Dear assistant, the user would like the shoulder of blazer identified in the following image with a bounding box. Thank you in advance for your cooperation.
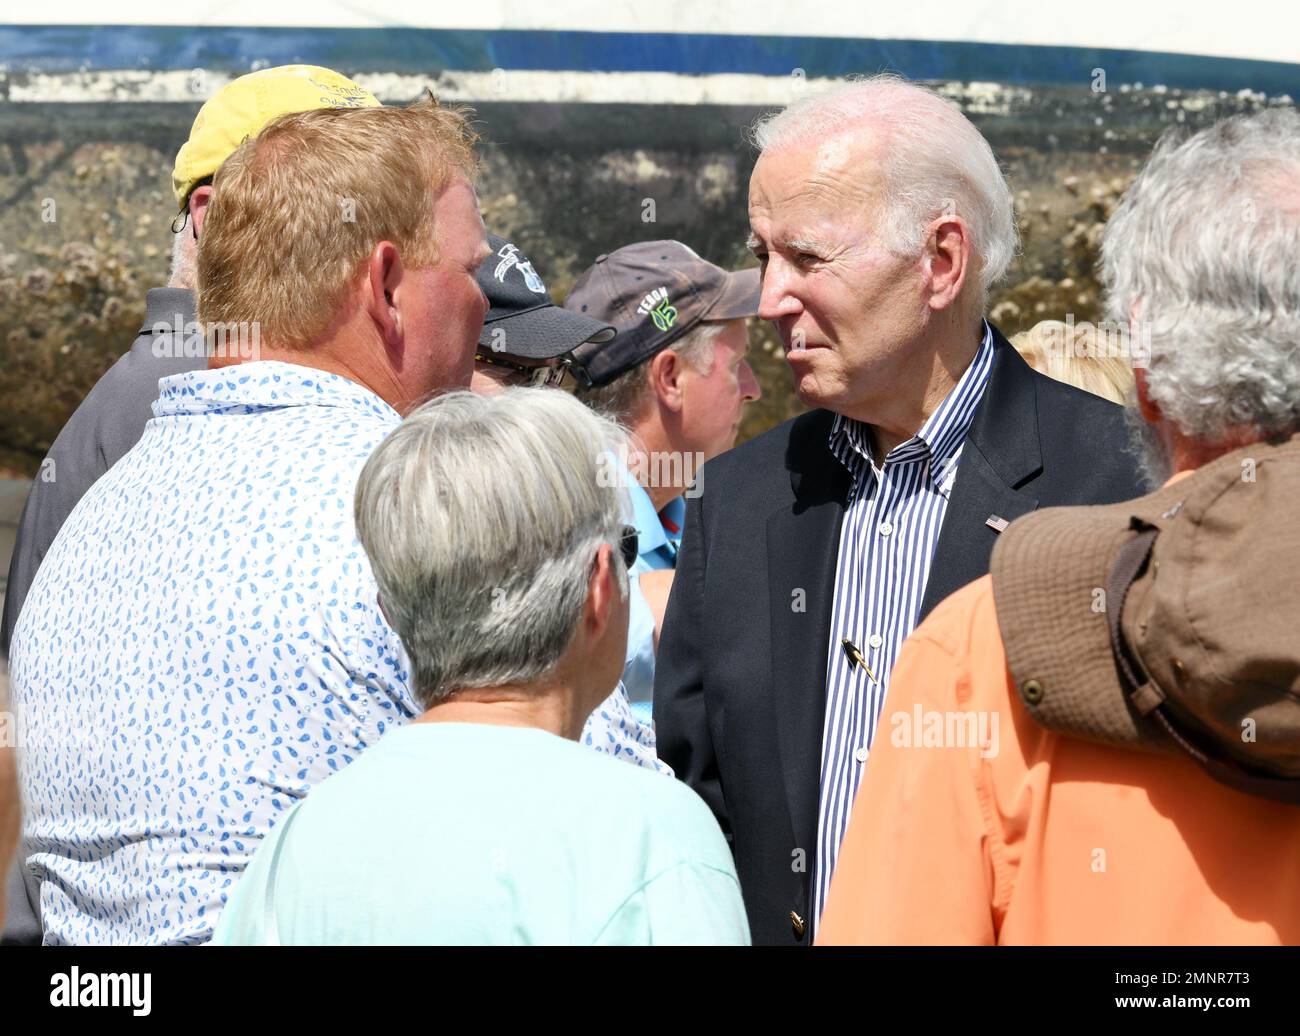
[1031,372,1149,495]
[957,325,1044,489]
[1031,360,1131,435]
[696,408,841,508]
[974,322,1146,495]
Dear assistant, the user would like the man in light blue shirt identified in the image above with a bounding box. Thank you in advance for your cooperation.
[565,242,763,721]
[621,480,685,714]
[8,100,490,944]
[212,389,748,945]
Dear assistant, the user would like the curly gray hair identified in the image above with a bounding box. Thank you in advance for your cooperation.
[1102,107,1300,444]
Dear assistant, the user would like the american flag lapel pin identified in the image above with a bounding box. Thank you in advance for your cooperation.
[986,514,1010,533]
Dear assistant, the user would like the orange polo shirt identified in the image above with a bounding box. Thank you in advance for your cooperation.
[817,575,1300,945]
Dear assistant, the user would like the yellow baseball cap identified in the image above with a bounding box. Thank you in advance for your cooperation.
[172,64,380,207]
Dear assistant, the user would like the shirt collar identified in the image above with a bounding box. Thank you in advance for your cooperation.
[659,494,686,538]
[830,320,996,480]
[140,287,196,335]
[625,472,683,556]
[153,360,402,425]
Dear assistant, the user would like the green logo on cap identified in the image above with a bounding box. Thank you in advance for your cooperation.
[649,299,678,332]
[637,287,678,332]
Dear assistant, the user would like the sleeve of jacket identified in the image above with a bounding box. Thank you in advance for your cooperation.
[653,481,730,844]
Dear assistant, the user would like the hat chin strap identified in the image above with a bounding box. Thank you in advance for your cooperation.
[1106,527,1300,806]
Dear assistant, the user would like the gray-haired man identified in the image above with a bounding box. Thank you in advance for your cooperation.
[564,241,762,721]
[655,75,1148,945]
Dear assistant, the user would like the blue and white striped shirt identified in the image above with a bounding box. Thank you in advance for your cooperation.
[811,323,995,932]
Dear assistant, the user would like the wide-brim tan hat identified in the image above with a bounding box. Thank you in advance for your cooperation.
[991,434,1300,799]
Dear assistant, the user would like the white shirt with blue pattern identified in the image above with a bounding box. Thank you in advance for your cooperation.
[11,361,665,943]
[583,686,671,774]
[11,363,416,944]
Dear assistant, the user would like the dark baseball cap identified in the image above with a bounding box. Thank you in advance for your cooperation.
[478,233,615,359]
[562,240,761,387]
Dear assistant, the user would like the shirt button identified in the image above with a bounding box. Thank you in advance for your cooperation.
[854,747,870,763]
[868,634,883,650]
[878,521,893,537]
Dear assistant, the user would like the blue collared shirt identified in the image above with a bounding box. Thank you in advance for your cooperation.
[811,323,996,934]
[622,475,685,722]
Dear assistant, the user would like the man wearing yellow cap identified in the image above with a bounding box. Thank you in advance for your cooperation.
[0,64,380,945]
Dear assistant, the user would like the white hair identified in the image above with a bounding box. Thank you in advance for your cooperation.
[169,223,198,291]
[1102,107,1300,444]
[354,389,629,708]
[750,74,1018,303]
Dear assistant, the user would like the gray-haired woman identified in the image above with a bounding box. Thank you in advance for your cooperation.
[212,388,749,945]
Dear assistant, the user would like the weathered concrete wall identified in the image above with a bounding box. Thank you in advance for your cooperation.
[0,85,1290,474]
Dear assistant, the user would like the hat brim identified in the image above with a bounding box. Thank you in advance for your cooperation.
[990,475,1192,752]
[478,304,616,359]
[704,267,761,322]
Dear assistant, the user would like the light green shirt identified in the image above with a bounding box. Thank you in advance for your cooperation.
[210,722,749,945]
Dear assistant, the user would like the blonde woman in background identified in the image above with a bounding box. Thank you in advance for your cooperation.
[1012,319,1136,405]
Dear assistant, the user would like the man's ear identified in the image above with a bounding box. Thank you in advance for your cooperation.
[648,348,685,413]
[1134,367,1162,423]
[189,184,214,238]
[365,241,405,353]
[925,215,970,312]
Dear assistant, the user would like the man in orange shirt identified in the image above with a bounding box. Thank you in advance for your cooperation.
[818,107,1300,946]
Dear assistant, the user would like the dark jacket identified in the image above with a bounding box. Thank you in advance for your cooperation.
[652,325,1150,946]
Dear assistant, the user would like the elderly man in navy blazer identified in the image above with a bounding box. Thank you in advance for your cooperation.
[653,74,1148,946]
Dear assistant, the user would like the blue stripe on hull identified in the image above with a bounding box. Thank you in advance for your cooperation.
[2,25,1297,95]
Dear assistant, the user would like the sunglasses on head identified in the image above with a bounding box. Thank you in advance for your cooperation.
[474,352,570,389]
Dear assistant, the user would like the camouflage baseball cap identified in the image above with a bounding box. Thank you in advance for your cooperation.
[562,240,760,387]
